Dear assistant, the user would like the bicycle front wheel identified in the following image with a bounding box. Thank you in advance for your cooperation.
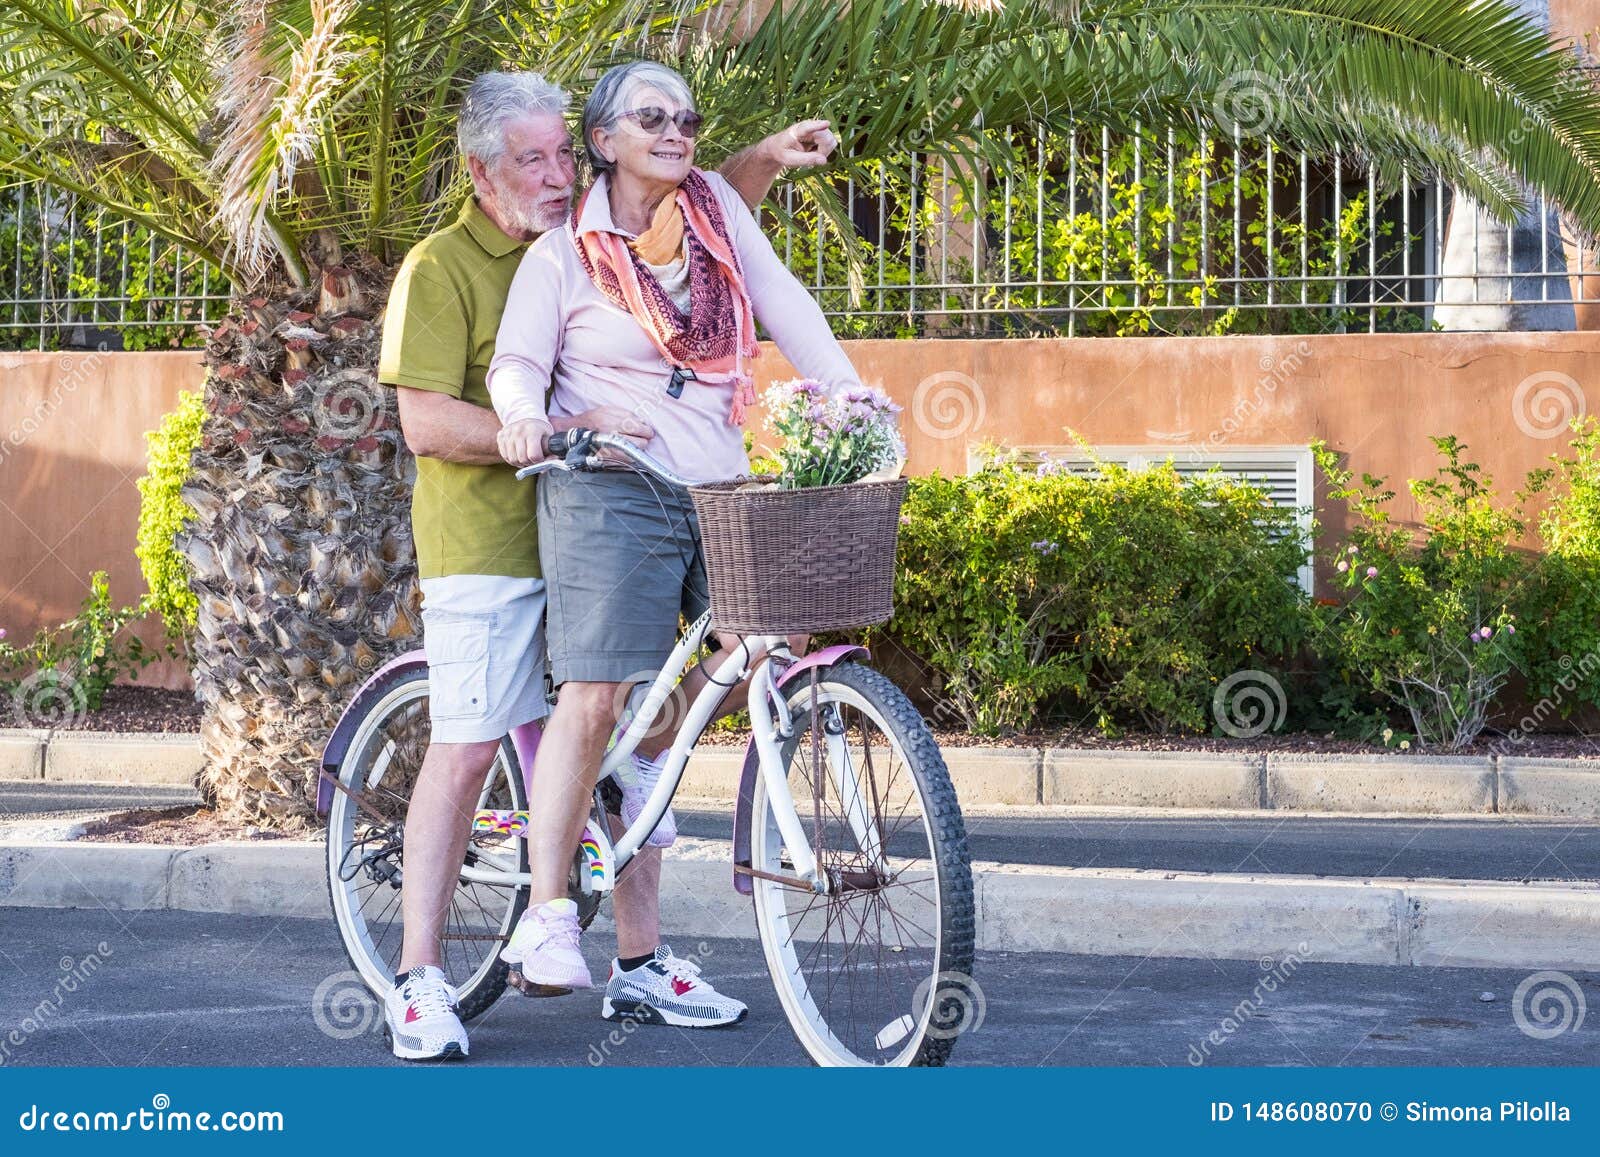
[749,662,975,1066]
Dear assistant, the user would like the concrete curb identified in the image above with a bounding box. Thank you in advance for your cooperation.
[5,729,1600,818]
[4,836,1597,971]
[0,730,203,787]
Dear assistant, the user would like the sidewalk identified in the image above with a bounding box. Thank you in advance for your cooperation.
[4,728,1599,817]
[5,729,1600,973]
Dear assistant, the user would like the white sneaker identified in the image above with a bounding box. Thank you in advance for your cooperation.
[500,898,593,990]
[620,751,677,848]
[602,945,748,1028]
[383,965,468,1061]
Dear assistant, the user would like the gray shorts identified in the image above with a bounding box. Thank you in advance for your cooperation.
[537,468,709,685]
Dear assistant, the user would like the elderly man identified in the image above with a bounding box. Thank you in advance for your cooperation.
[376,69,835,1061]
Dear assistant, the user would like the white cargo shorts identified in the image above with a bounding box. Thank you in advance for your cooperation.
[419,574,549,744]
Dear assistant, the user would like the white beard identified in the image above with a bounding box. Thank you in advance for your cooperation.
[496,190,572,237]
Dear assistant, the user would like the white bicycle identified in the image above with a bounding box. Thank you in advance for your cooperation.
[322,431,975,1066]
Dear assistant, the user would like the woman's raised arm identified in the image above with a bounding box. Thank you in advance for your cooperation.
[706,171,860,393]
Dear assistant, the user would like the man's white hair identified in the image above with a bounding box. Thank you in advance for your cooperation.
[458,70,570,163]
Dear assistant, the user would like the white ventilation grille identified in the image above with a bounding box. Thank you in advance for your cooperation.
[970,444,1316,592]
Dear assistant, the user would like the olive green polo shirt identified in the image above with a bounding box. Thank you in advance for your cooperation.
[378,198,540,579]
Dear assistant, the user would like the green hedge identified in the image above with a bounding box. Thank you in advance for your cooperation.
[135,401,1600,747]
[889,458,1310,735]
[135,390,204,640]
[876,425,1600,748]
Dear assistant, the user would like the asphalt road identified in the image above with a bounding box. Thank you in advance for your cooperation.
[0,782,199,825]
[0,909,1594,1068]
[680,808,1600,882]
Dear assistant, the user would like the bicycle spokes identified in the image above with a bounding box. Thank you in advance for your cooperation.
[750,664,971,1066]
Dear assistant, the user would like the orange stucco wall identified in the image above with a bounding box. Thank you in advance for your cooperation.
[3,332,1598,691]
[0,350,204,690]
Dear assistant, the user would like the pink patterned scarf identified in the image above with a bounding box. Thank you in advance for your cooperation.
[570,168,760,424]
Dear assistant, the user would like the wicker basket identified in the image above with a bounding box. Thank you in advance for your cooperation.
[688,477,909,634]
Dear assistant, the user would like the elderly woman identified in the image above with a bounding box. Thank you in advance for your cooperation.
[485,60,860,1023]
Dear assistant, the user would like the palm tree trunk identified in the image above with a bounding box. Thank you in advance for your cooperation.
[178,259,422,827]
[1434,0,1576,332]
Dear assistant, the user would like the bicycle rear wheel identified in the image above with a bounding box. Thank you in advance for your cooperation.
[749,662,975,1066]
[325,667,528,1021]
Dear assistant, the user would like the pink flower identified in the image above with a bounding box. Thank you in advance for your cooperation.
[1506,624,1516,635]
[1347,545,1359,555]
[1365,566,1378,578]
[1336,561,1348,572]
[0,628,6,640]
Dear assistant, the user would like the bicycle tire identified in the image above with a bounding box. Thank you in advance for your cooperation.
[749,661,975,1066]
[324,667,599,1023]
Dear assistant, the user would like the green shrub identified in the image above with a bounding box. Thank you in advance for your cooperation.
[135,390,204,641]
[1310,437,1528,749]
[1522,419,1600,717]
[889,458,1309,735]
[0,572,157,717]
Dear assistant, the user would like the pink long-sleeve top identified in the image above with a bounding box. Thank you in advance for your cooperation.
[486,169,860,483]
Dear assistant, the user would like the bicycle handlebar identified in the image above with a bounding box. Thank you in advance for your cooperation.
[513,428,698,490]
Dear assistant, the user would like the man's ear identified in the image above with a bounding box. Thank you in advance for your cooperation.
[465,154,491,197]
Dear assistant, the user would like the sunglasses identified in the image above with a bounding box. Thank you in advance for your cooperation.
[618,106,704,139]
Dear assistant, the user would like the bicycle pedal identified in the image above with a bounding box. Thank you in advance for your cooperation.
[507,970,573,999]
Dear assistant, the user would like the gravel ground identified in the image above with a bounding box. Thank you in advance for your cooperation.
[54,685,202,733]
[34,685,1600,760]
[77,805,290,845]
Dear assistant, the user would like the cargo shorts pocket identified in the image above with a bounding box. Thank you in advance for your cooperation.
[424,612,493,722]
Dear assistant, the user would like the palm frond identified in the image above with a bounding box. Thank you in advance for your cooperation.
[5,0,1600,288]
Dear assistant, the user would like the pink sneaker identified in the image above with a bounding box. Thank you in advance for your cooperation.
[500,899,592,990]
[621,751,677,849]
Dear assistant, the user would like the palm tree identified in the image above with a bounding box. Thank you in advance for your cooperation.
[5,0,1600,825]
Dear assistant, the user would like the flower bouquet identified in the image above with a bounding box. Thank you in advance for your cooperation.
[687,379,910,634]
[761,380,905,489]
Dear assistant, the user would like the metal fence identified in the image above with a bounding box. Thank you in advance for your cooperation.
[0,182,228,351]
[4,125,1598,349]
[775,126,1600,339]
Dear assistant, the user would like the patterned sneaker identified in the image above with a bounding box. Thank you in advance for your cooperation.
[620,751,677,848]
[601,945,748,1028]
[500,898,592,991]
[383,965,468,1061]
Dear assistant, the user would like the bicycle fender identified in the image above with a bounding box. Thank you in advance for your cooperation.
[730,645,869,894]
[317,650,428,815]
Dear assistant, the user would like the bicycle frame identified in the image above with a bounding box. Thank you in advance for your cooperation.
[444,615,829,894]
[328,429,881,899]
[598,614,822,884]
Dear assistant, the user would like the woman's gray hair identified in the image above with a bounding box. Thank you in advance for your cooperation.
[458,70,570,164]
[581,61,696,176]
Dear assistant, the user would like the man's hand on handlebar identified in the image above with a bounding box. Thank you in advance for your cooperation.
[570,406,655,452]
[569,406,656,465]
